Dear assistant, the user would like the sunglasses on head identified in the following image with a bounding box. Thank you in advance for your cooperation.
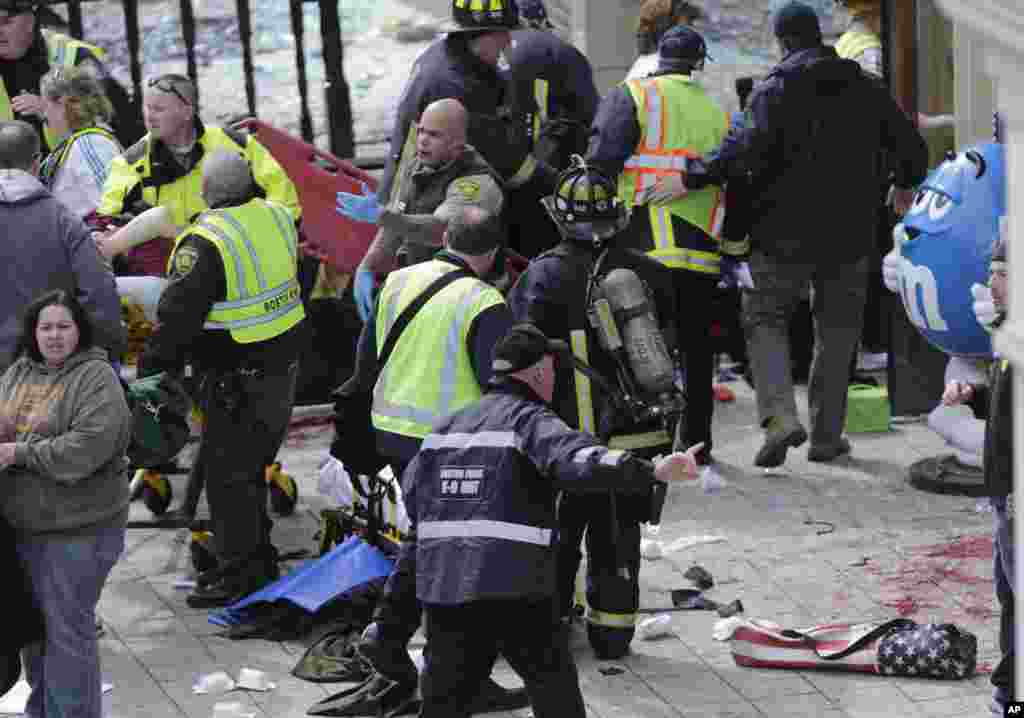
[147,75,192,106]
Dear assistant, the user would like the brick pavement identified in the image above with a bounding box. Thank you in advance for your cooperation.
[75,379,998,718]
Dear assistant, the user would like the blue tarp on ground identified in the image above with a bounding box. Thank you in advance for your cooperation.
[208,536,395,627]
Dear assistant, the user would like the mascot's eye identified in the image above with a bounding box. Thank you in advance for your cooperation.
[928,192,954,220]
[909,189,931,215]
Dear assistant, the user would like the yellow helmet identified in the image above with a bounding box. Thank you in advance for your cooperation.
[450,0,521,32]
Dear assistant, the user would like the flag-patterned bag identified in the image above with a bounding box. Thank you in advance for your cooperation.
[876,623,977,679]
[714,617,977,679]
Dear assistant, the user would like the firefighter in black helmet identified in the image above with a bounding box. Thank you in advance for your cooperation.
[351,0,559,318]
[508,157,684,659]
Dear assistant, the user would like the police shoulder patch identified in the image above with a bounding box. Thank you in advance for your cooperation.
[171,246,199,279]
[452,178,481,202]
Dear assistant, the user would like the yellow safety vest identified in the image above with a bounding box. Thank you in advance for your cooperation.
[620,76,728,274]
[836,30,882,62]
[171,199,305,344]
[99,125,301,228]
[0,32,107,148]
[372,260,504,440]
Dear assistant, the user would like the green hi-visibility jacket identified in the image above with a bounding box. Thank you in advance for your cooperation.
[171,198,305,344]
[619,75,728,274]
[372,259,504,440]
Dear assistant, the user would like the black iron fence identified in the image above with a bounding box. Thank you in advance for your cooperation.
[56,0,357,159]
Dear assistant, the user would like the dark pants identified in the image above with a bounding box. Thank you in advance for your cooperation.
[198,361,297,567]
[676,270,719,455]
[420,598,585,718]
[886,297,949,417]
[744,251,868,448]
[557,492,641,659]
[992,496,1015,709]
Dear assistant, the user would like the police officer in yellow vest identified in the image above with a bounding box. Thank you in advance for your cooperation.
[94,73,300,277]
[0,0,142,148]
[835,0,883,78]
[588,25,728,465]
[140,150,307,608]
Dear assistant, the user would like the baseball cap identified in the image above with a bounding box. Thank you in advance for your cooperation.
[492,324,569,375]
[657,25,711,70]
[773,1,822,42]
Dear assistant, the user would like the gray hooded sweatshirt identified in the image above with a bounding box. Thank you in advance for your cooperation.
[0,347,131,535]
[0,170,125,370]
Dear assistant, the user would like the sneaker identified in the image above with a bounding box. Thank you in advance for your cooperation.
[754,417,808,468]
[807,438,852,463]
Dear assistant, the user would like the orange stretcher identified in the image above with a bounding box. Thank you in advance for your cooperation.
[236,119,378,273]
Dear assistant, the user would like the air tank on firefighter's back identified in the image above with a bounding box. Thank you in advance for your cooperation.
[598,268,675,396]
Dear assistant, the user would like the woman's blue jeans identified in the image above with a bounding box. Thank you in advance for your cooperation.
[16,526,124,718]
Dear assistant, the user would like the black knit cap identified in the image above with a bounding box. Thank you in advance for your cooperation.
[492,324,569,375]
[773,1,822,42]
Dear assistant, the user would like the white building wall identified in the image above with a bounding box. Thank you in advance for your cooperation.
[933,0,1024,695]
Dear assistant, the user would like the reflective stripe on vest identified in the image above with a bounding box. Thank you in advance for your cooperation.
[181,199,303,342]
[587,607,638,628]
[532,78,550,142]
[608,430,671,451]
[570,329,596,435]
[618,76,728,272]
[836,30,882,61]
[418,519,553,546]
[647,205,722,273]
[372,261,504,439]
[422,430,518,451]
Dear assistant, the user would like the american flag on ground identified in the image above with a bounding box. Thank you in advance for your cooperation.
[876,624,977,679]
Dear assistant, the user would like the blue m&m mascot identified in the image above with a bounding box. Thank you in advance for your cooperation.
[883,142,1006,358]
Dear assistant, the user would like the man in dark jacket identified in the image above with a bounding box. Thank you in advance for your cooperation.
[504,0,599,257]
[942,234,1013,717]
[403,323,701,718]
[684,1,929,467]
[360,0,557,298]
[507,159,681,659]
[0,119,124,370]
[339,98,505,320]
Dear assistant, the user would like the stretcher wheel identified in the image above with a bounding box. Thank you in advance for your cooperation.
[267,464,298,516]
[140,471,172,516]
[190,531,219,574]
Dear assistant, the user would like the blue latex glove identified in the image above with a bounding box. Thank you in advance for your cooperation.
[354,267,379,322]
[336,182,381,224]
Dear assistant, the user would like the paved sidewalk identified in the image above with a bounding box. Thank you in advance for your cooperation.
[72,379,997,718]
